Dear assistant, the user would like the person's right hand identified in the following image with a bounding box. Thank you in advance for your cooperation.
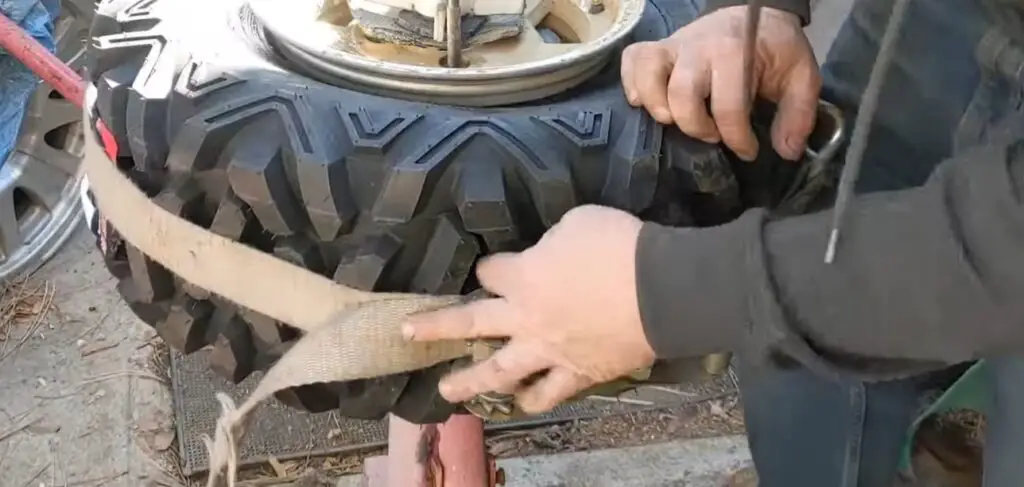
[621,6,821,161]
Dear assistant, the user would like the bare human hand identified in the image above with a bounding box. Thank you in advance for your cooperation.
[621,6,821,161]
[402,206,655,414]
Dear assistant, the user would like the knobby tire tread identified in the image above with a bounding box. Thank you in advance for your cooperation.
[85,0,739,422]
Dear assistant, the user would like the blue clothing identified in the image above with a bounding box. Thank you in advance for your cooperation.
[0,0,59,167]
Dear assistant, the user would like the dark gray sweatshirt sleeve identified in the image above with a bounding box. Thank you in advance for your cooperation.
[636,139,1024,372]
[704,0,812,25]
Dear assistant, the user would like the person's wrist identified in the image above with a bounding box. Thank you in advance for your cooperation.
[634,217,758,359]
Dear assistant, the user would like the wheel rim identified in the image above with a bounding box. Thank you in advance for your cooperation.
[248,0,646,106]
[0,1,92,280]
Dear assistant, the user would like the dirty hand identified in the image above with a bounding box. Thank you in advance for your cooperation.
[621,5,820,161]
[403,205,655,414]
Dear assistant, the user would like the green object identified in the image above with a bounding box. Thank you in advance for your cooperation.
[898,360,990,474]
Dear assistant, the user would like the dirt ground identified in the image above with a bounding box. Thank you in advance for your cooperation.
[0,232,179,486]
[486,388,744,459]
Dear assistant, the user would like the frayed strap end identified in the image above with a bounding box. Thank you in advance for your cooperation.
[205,392,246,487]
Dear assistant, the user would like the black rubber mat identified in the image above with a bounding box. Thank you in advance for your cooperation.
[171,350,720,476]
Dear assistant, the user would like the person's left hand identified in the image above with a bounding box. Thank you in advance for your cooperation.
[402,205,658,414]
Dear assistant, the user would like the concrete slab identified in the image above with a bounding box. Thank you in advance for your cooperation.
[0,228,178,487]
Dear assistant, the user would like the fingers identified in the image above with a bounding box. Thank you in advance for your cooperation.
[666,55,720,143]
[437,342,551,403]
[771,65,821,161]
[625,43,676,124]
[710,55,759,161]
[516,367,594,414]
[475,252,521,297]
[405,252,528,341]
[404,298,521,341]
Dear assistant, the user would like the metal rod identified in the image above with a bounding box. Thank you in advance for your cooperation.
[446,0,463,68]
[699,0,764,380]
[0,12,85,108]
[824,0,910,264]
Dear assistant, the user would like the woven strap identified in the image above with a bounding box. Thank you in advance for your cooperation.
[80,94,473,486]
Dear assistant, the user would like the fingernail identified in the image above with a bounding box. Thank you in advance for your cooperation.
[700,134,721,144]
[402,324,415,340]
[740,147,758,162]
[653,108,672,123]
[626,90,638,104]
[438,381,456,400]
[784,137,806,161]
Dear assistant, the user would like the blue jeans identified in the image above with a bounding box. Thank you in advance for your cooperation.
[739,0,1024,485]
[0,0,59,166]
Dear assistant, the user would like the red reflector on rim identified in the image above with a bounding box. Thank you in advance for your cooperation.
[95,118,119,161]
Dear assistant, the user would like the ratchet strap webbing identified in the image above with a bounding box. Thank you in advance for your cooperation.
[80,96,472,486]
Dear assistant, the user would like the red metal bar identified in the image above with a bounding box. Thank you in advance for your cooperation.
[363,413,502,487]
[436,414,495,486]
[382,417,431,487]
[0,12,85,108]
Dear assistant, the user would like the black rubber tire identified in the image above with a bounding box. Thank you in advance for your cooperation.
[84,0,746,423]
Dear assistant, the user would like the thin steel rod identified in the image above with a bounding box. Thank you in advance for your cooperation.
[825,0,910,263]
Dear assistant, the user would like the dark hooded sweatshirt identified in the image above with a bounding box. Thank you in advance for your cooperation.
[636,0,1024,379]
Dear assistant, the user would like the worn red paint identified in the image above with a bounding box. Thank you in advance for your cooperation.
[0,12,85,108]
[95,119,119,162]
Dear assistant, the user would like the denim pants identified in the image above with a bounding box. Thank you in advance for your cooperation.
[739,0,1024,486]
[0,0,59,166]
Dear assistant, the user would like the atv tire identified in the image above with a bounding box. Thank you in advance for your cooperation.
[84,0,745,423]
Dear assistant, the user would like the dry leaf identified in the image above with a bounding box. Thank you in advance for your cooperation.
[26,421,60,435]
[709,401,727,419]
[152,430,174,451]
[268,455,288,478]
[137,417,160,432]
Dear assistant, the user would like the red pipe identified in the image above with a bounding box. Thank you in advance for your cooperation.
[363,413,502,486]
[435,414,494,486]
[0,12,85,108]
[382,417,430,487]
